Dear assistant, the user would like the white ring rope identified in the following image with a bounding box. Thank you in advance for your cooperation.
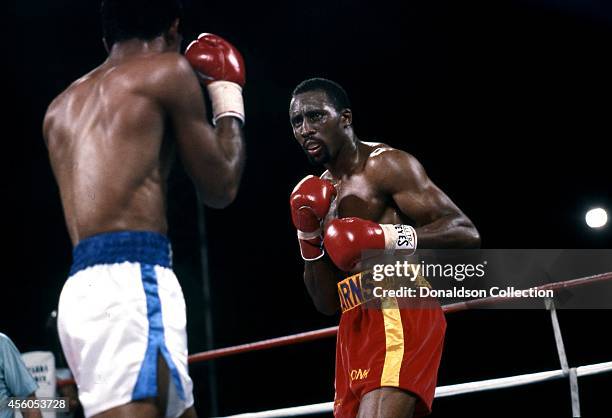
[215,361,612,418]
[210,274,612,418]
[216,402,334,418]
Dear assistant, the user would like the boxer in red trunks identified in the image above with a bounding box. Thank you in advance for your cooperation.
[289,78,480,417]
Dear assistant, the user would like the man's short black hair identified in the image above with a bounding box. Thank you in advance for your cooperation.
[292,78,351,111]
[101,0,183,47]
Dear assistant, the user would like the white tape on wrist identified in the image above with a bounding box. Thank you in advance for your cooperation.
[207,80,245,125]
[380,224,418,252]
[297,230,324,261]
[297,228,322,241]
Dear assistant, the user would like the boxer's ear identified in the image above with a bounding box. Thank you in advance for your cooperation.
[341,109,352,128]
[165,19,181,51]
[167,19,180,40]
[170,18,180,35]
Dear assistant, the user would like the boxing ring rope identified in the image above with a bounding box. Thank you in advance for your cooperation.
[56,272,612,417]
[441,271,612,313]
[56,272,611,383]
[188,327,338,363]
[215,361,612,418]
[190,272,612,363]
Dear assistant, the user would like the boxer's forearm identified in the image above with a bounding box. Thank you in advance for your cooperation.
[304,258,340,315]
[182,32,246,208]
[212,116,245,205]
[416,214,480,248]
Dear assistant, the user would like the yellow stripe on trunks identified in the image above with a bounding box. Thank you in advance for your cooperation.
[380,296,404,387]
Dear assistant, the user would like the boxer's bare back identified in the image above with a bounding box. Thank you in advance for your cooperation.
[44,37,244,246]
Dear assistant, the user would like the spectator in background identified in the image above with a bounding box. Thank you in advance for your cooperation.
[0,333,42,418]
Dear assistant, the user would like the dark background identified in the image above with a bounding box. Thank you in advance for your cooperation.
[15,0,612,416]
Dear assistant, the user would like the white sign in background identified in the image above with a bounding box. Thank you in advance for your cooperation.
[15,351,56,418]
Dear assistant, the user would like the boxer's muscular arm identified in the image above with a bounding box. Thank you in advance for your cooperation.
[304,257,341,315]
[377,150,480,248]
[301,171,341,315]
[158,54,245,208]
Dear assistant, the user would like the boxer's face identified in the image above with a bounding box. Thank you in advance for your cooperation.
[290,90,349,165]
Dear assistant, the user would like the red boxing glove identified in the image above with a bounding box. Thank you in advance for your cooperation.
[324,217,417,272]
[290,175,337,261]
[185,33,246,124]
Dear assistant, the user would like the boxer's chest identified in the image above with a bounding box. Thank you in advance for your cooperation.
[325,174,400,225]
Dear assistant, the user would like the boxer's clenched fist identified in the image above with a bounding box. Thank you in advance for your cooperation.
[290,175,337,261]
[324,217,417,271]
[185,33,246,124]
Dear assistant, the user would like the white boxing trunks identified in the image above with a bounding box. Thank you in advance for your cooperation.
[57,231,194,417]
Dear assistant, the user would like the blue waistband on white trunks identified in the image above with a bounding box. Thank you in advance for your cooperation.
[70,231,172,276]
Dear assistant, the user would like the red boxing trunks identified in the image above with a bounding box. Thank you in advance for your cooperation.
[334,272,446,417]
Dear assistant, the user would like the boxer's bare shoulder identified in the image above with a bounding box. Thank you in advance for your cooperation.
[363,143,428,193]
[364,142,415,170]
[115,51,195,90]
[44,51,198,145]
[49,52,189,100]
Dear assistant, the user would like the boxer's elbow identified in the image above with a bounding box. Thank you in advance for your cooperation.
[468,228,481,248]
[196,177,240,209]
[209,159,244,208]
[216,176,241,207]
[313,298,339,316]
[196,171,240,209]
[304,274,339,315]
[459,218,481,248]
[203,196,233,209]
[439,214,481,248]
[221,184,239,207]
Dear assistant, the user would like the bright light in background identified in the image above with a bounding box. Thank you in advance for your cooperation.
[585,208,608,228]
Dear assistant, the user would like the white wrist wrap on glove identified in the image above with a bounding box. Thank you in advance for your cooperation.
[207,81,245,125]
[380,224,418,252]
[296,230,325,261]
[297,228,322,241]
